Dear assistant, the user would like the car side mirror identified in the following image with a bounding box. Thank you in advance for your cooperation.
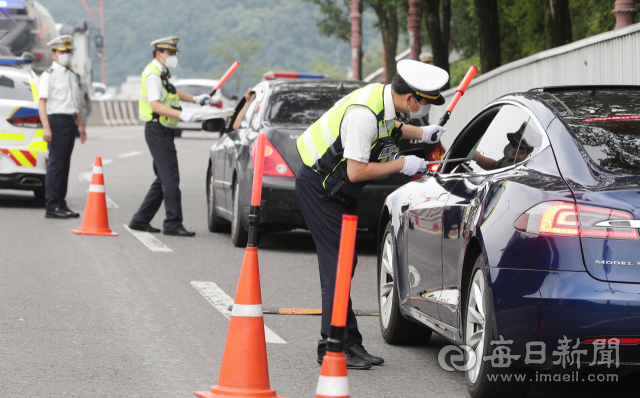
[202,117,226,133]
[95,35,104,49]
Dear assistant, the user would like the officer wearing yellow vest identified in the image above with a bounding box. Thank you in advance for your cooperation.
[295,60,448,369]
[129,36,210,236]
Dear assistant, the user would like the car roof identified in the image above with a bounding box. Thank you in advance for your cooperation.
[0,65,32,78]
[266,78,368,93]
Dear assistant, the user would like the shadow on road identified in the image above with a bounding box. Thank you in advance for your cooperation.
[0,191,44,209]
[259,229,378,255]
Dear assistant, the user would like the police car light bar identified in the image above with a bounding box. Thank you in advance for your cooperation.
[0,52,35,65]
[263,71,325,80]
[0,0,27,8]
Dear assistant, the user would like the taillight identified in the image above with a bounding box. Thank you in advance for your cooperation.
[582,338,640,344]
[427,143,446,172]
[7,115,42,128]
[251,137,294,177]
[209,100,222,108]
[514,201,638,240]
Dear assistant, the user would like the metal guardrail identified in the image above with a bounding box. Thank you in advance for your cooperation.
[86,99,140,126]
[429,23,640,147]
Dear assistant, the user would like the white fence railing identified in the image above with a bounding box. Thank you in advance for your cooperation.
[86,100,140,126]
[429,23,640,148]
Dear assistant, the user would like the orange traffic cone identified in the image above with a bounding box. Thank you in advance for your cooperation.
[194,246,283,398]
[316,352,349,398]
[72,157,117,236]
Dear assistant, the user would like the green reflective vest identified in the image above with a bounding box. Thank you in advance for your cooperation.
[138,61,180,128]
[296,83,392,187]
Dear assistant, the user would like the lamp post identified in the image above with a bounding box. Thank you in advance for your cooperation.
[408,0,421,61]
[75,0,106,84]
[614,0,637,29]
[349,0,362,80]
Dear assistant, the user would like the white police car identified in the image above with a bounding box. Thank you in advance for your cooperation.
[0,54,47,199]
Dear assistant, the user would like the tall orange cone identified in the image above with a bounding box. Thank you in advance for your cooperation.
[315,215,358,398]
[195,134,283,398]
[72,157,117,236]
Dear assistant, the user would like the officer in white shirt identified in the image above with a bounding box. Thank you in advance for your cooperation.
[38,35,85,219]
[129,36,211,236]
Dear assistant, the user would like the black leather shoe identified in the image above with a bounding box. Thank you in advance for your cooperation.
[61,205,80,218]
[162,226,196,237]
[317,350,372,370]
[347,344,385,365]
[129,220,161,233]
[45,208,73,219]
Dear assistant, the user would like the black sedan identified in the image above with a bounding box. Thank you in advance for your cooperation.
[203,78,438,246]
[377,86,640,397]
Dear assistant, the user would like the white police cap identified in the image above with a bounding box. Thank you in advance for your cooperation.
[47,35,73,51]
[397,59,449,105]
[419,52,433,63]
[150,36,179,51]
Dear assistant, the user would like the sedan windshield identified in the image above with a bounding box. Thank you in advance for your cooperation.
[268,91,340,125]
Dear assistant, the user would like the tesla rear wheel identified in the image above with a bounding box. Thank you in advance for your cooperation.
[465,255,531,398]
[378,221,431,345]
[206,165,229,232]
[230,179,249,247]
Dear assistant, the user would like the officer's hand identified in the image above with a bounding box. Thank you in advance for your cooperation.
[422,125,447,144]
[179,111,198,123]
[194,93,211,106]
[43,127,52,142]
[79,126,87,144]
[400,155,427,176]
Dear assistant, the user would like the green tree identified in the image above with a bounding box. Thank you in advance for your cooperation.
[423,0,452,88]
[308,57,348,79]
[209,35,264,96]
[369,0,401,81]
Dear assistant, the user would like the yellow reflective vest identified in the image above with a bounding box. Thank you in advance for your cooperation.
[138,62,180,128]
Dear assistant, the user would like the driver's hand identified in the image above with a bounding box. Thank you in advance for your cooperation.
[244,87,253,102]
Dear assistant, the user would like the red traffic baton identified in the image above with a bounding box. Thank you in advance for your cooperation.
[209,61,240,96]
[436,65,477,130]
[247,133,266,247]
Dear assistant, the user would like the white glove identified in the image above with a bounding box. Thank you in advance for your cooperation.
[422,125,447,144]
[179,111,198,123]
[194,93,211,106]
[400,155,427,176]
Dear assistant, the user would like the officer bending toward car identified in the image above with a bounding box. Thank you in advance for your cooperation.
[295,60,449,369]
[129,36,211,237]
[38,35,86,219]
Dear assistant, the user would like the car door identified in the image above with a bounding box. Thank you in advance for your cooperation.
[439,104,546,328]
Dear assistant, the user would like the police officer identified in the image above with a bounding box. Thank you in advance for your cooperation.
[129,36,211,236]
[39,35,85,219]
[295,60,449,369]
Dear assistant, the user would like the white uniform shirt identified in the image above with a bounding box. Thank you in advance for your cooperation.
[341,85,397,163]
[39,61,79,115]
[146,59,167,103]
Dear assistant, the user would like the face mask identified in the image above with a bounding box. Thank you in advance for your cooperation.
[57,53,71,67]
[503,143,515,158]
[164,55,178,69]
[408,98,431,119]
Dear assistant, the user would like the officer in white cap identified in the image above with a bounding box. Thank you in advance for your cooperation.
[295,59,448,369]
[39,35,85,219]
[130,36,211,237]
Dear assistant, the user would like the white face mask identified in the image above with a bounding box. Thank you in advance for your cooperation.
[164,55,178,69]
[408,97,431,119]
[503,143,516,158]
[57,53,71,67]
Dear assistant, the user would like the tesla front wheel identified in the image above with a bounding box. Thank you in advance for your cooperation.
[206,165,229,232]
[464,255,531,398]
[230,179,249,247]
[378,221,431,345]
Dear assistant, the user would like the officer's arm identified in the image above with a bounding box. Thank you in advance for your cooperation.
[346,158,405,183]
[150,100,182,119]
[38,98,51,140]
[176,90,194,103]
[395,120,424,140]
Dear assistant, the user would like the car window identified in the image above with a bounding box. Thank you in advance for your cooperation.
[239,97,259,130]
[466,105,543,172]
[267,91,339,125]
[0,74,33,101]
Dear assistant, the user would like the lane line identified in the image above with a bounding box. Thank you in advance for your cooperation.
[79,171,92,182]
[124,225,173,252]
[105,195,119,208]
[117,151,143,158]
[190,281,287,344]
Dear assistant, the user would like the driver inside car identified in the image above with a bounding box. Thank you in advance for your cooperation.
[471,122,535,170]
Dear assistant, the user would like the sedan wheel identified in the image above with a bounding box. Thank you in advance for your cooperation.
[230,179,249,247]
[378,221,431,345]
[466,266,486,384]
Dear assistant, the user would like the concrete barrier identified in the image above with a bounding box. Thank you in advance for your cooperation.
[86,99,141,126]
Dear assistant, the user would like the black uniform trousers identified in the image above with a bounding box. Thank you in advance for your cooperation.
[131,121,183,230]
[45,114,77,211]
[295,164,362,356]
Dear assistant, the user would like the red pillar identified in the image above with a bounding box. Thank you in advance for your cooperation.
[349,0,361,80]
[614,0,637,29]
[408,0,422,61]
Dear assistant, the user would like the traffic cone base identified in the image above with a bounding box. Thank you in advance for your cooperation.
[72,157,117,236]
[195,247,283,398]
[316,352,349,398]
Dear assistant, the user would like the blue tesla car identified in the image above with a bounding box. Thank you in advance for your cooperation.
[377,86,640,397]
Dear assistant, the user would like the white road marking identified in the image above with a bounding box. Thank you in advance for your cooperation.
[117,151,143,158]
[190,281,287,344]
[105,195,119,208]
[124,225,173,252]
[79,172,92,182]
